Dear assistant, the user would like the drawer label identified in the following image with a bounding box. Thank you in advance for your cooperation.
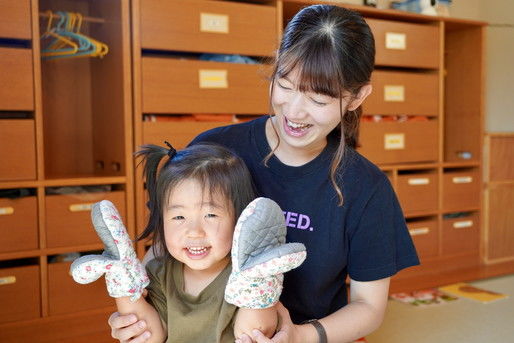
[408,178,430,185]
[453,220,473,229]
[384,85,405,102]
[453,176,473,184]
[0,276,16,285]
[0,206,14,215]
[69,203,93,212]
[199,69,228,89]
[200,13,229,34]
[385,32,407,50]
[409,227,430,236]
[384,133,405,150]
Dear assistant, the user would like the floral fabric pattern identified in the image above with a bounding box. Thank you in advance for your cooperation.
[70,200,149,302]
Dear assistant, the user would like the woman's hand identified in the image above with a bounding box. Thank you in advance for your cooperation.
[108,312,152,343]
[237,303,297,343]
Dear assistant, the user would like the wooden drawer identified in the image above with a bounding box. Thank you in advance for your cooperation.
[0,196,38,253]
[143,121,233,150]
[45,191,126,248]
[0,265,40,323]
[0,119,37,181]
[407,218,438,259]
[365,70,439,116]
[443,169,480,211]
[48,261,113,316]
[141,0,277,56]
[0,0,31,39]
[142,57,269,114]
[358,120,438,164]
[442,213,480,255]
[367,18,440,69]
[0,48,34,110]
[397,172,438,215]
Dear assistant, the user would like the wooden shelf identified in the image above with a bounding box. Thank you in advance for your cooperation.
[0,176,127,189]
[42,176,127,187]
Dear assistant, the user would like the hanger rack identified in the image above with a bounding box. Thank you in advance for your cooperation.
[39,12,105,24]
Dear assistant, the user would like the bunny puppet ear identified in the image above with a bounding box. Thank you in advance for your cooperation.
[70,254,114,284]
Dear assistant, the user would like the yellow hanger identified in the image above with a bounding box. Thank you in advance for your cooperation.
[41,10,79,57]
[74,12,109,58]
[49,12,109,59]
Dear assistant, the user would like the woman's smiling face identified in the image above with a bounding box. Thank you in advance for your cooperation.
[270,68,347,155]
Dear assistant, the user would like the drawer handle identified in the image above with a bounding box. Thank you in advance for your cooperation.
[69,203,94,212]
[408,178,430,185]
[385,32,406,50]
[453,176,473,184]
[409,227,430,236]
[200,13,229,34]
[453,220,473,229]
[0,206,14,215]
[0,276,16,285]
[384,133,405,150]
[384,85,405,102]
[199,69,228,89]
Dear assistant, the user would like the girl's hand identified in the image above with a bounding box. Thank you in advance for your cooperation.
[108,312,151,343]
[238,303,296,343]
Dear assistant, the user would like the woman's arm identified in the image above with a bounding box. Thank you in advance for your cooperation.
[251,277,390,343]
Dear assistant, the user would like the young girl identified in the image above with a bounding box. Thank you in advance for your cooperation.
[110,4,419,343]
[73,142,305,343]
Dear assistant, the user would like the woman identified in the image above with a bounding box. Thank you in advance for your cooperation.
[110,4,419,342]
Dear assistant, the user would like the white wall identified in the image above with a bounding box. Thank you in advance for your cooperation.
[448,0,514,132]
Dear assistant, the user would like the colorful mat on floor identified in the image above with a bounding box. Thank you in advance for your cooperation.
[438,282,509,303]
[390,288,458,306]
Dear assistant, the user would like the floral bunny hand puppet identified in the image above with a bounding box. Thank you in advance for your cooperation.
[70,200,149,301]
[225,197,307,309]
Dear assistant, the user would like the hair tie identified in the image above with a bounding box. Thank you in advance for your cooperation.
[164,141,176,159]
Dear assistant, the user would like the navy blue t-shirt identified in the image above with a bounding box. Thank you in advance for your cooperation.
[189,116,419,323]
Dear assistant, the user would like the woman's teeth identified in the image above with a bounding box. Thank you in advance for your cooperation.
[187,246,208,255]
[287,118,311,130]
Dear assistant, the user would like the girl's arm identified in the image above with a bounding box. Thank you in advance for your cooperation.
[113,295,167,343]
[251,277,390,343]
[234,306,279,340]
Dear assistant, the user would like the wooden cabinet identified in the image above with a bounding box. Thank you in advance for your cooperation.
[0,196,38,253]
[366,70,439,116]
[0,0,499,340]
[142,58,269,114]
[141,0,277,56]
[45,191,126,248]
[367,18,440,69]
[0,0,133,341]
[359,120,439,164]
[0,48,34,111]
[0,120,37,181]
[0,264,41,324]
[483,134,514,263]
[0,0,32,40]
[406,217,439,260]
[47,261,113,316]
[397,171,438,215]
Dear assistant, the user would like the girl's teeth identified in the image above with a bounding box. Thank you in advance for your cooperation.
[187,247,208,255]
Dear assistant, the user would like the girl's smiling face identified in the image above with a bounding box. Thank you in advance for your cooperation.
[163,179,234,275]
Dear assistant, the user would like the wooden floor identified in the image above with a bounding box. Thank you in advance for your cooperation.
[390,259,514,293]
